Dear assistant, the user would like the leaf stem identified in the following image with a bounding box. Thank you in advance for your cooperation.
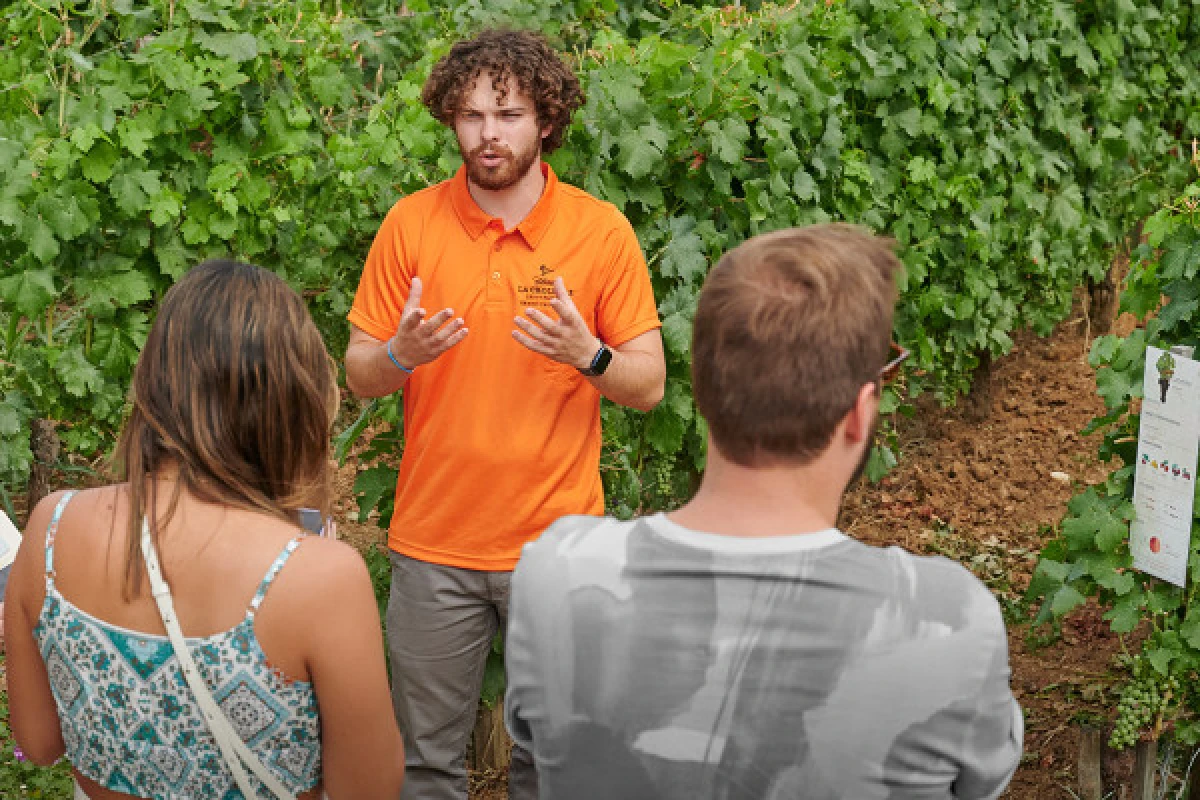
[76,0,109,51]
[58,61,70,134]
[24,0,56,19]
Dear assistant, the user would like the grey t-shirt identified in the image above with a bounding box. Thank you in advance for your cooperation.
[505,514,1023,800]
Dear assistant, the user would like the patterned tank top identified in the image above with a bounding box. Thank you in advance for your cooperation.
[32,492,322,799]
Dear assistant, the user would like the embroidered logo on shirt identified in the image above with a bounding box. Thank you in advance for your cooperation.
[518,264,574,308]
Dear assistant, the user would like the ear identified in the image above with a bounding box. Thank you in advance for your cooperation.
[540,123,553,142]
[844,383,880,445]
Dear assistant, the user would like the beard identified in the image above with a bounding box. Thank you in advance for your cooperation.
[461,137,541,191]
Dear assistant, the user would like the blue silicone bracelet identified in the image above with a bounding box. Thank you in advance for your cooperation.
[386,340,414,374]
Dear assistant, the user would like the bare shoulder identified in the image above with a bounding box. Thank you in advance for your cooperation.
[20,486,115,544]
[9,488,91,623]
[40,484,127,544]
[278,536,371,592]
[248,534,376,635]
[21,490,66,544]
[262,537,378,647]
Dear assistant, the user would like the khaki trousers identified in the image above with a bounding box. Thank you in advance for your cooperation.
[387,551,537,800]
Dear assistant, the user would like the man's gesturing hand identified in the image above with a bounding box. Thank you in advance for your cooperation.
[390,276,467,369]
[513,277,601,370]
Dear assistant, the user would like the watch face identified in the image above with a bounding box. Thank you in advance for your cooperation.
[580,345,613,376]
[593,345,613,375]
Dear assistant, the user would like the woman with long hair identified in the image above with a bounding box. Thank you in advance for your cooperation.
[4,260,404,799]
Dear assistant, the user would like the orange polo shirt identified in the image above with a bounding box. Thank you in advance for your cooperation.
[348,164,661,571]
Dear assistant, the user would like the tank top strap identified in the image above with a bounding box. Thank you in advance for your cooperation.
[43,490,77,583]
[246,535,305,618]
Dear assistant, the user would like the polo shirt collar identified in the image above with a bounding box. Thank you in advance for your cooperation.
[449,162,560,250]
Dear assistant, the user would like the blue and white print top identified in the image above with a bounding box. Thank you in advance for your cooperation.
[32,492,322,799]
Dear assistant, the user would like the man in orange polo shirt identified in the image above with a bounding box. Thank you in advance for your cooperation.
[344,29,664,800]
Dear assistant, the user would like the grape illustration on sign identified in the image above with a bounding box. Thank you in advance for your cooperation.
[1157,350,1177,403]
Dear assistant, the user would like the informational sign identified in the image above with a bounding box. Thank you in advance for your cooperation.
[0,511,20,572]
[1130,346,1200,587]
[0,510,21,600]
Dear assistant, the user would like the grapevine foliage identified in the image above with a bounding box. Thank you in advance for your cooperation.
[0,0,1198,526]
[0,0,448,492]
[1028,172,1200,748]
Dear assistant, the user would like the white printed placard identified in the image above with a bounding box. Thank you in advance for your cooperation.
[0,510,21,572]
[1130,346,1200,586]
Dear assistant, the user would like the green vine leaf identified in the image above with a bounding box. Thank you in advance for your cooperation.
[0,270,57,316]
[1095,364,1143,410]
[54,349,105,399]
[1160,228,1200,280]
[660,312,691,358]
[1103,595,1143,634]
[195,31,260,63]
[616,122,667,180]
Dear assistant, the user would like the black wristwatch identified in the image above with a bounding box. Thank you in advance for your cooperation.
[578,343,613,377]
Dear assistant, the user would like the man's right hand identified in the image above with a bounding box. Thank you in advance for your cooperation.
[344,277,469,398]
[388,277,468,369]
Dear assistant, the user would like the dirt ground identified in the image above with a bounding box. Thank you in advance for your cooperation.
[332,305,1139,799]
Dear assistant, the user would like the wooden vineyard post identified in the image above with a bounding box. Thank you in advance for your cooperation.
[470,703,511,773]
[963,351,994,422]
[25,418,59,525]
[1087,219,1140,336]
[1078,726,1103,800]
[1187,748,1200,800]
[1131,738,1157,800]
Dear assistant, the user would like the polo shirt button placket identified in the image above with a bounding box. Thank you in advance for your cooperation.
[487,234,503,305]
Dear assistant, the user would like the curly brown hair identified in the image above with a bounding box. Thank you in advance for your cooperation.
[421,29,584,154]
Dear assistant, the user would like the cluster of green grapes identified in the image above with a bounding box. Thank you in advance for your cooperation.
[1108,672,1180,750]
[653,453,675,500]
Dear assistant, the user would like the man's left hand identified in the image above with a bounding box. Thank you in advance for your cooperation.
[513,277,601,370]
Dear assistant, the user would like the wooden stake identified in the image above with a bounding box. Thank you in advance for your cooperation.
[1078,726,1103,800]
[1186,747,1200,800]
[470,703,511,772]
[1132,738,1157,800]
[25,419,59,526]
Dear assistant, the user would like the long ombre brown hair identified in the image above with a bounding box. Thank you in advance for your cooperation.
[115,259,337,599]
